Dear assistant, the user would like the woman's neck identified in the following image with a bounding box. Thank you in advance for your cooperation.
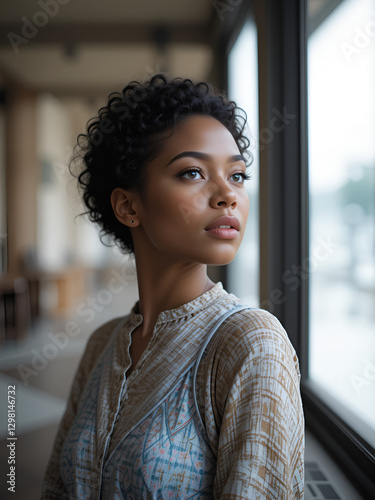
[133,248,214,338]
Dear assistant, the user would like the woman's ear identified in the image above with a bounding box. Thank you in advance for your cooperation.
[111,188,139,227]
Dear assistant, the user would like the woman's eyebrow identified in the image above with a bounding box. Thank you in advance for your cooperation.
[166,151,246,166]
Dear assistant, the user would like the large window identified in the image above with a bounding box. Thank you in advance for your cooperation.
[222,1,375,493]
[227,17,259,306]
[307,0,375,447]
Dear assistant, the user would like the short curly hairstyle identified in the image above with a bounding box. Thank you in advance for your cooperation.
[73,73,251,253]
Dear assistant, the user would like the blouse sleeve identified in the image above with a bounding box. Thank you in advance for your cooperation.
[41,318,120,499]
[212,309,304,499]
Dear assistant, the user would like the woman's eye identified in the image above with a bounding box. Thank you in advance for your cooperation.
[231,172,250,183]
[179,169,203,180]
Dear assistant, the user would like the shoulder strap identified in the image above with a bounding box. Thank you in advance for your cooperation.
[192,304,251,440]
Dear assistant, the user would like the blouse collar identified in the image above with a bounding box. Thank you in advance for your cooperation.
[128,281,227,326]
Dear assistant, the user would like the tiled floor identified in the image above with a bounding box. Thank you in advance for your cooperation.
[0,352,81,499]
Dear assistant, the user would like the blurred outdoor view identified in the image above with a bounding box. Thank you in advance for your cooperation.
[228,17,260,307]
[308,0,375,445]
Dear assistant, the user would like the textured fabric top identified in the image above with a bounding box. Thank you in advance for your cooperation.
[42,282,304,499]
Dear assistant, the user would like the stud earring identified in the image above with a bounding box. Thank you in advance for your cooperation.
[130,220,134,224]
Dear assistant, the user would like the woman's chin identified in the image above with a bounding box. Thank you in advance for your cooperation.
[204,253,237,266]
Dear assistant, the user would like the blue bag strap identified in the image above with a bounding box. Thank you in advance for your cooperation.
[192,304,252,441]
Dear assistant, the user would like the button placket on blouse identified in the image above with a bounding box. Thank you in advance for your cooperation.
[130,322,162,376]
[98,369,128,498]
[97,320,138,498]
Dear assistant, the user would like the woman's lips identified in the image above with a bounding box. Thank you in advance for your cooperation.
[205,216,240,239]
[205,227,239,239]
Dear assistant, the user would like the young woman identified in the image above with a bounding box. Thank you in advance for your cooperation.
[42,74,304,499]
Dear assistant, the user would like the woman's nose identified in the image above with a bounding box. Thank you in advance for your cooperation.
[209,181,237,209]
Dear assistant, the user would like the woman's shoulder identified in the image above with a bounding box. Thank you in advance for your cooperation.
[213,304,299,371]
[85,314,132,352]
[199,304,302,417]
[86,315,127,346]
[232,305,283,326]
[217,297,288,340]
[78,315,129,372]
[217,291,284,331]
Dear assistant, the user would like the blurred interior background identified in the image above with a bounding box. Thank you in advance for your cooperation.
[0,0,374,499]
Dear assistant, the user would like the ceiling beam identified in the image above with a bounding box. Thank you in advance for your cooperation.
[0,23,211,46]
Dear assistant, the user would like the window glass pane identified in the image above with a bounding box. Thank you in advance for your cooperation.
[228,18,259,306]
[307,0,375,445]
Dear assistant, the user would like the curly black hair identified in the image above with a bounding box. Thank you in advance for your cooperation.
[72,73,251,253]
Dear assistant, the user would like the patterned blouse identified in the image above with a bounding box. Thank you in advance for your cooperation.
[42,282,304,499]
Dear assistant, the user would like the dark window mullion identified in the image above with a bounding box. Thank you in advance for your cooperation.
[264,0,303,356]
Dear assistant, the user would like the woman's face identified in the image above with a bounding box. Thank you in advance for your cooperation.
[133,114,250,266]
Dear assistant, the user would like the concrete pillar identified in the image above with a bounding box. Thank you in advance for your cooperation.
[6,87,38,274]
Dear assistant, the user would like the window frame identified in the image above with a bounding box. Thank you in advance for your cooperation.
[216,0,375,496]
